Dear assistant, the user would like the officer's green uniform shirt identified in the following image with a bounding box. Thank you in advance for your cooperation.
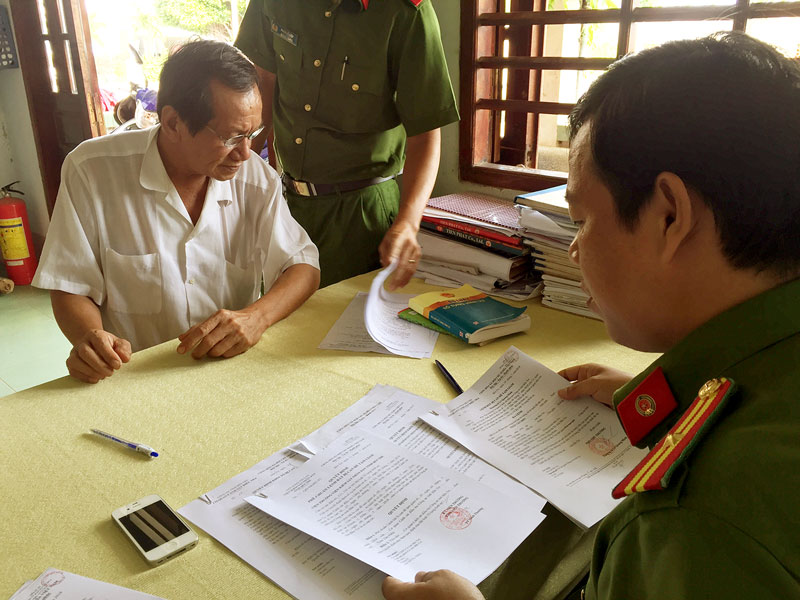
[586,277,800,599]
[235,0,459,184]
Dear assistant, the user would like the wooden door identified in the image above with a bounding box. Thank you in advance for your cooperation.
[10,0,105,215]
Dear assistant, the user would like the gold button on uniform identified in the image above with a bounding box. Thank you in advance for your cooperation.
[279,54,285,62]
[324,10,332,17]
[295,137,303,145]
[351,83,360,91]
[313,59,321,67]
[304,104,312,112]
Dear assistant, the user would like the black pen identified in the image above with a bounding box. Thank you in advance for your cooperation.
[434,359,463,395]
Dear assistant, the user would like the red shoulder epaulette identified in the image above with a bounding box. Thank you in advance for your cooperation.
[612,377,735,498]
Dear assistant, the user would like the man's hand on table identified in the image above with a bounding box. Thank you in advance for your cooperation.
[177,307,266,359]
[67,329,131,383]
[382,571,485,600]
[557,363,633,408]
[380,218,422,291]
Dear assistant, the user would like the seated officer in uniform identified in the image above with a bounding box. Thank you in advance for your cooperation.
[382,32,800,600]
[235,0,459,289]
[33,41,320,383]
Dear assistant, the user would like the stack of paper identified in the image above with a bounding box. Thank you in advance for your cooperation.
[416,193,541,301]
[515,185,599,319]
[180,385,548,600]
[180,350,646,600]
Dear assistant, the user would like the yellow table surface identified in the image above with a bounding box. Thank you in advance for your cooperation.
[1,272,657,599]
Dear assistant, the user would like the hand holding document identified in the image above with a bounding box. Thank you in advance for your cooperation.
[319,263,438,358]
[10,568,165,600]
[421,347,649,528]
[247,429,546,583]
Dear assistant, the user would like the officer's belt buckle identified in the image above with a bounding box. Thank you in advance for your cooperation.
[291,180,316,196]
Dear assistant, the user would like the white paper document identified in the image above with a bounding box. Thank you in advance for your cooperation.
[420,347,649,528]
[247,428,546,583]
[10,568,165,600]
[180,450,386,600]
[291,385,547,502]
[180,385,544,600]
[363,263,438,358]
[318,292,393,355]
[319,265,438,358]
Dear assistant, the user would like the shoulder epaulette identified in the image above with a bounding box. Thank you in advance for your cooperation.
[612,377,736,498]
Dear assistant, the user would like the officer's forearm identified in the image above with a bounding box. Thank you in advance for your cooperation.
[396,128,441,228]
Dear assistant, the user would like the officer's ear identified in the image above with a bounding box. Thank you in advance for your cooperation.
[649,171,698,265]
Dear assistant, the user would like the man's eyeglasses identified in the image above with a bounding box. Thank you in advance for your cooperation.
[205,124,265,149]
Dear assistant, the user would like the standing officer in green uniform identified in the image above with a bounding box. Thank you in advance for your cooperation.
[381,32,800,600]
[235,0,459,288]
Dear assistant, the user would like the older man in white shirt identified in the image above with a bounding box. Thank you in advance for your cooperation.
[33,40,320,383]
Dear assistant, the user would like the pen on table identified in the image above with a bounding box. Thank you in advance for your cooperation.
[434,359,463,395]
[90,428,159,458]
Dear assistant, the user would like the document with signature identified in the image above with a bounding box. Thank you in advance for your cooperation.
[180,385,544,600]
[420,347,649,528]
[247,429,546,583]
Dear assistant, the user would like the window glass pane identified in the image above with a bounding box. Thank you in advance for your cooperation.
[545,23,619,58]
[36,0,48,34]
[541,69,605,104]
[745,18,800,58]
[536,114,569,173]
[64,40,78,94]
[633,0,731,7]
[44,40,58,92]
[547,0,622,11]
[630,20,732,53]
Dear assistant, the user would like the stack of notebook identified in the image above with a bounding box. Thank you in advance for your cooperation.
[417,193,541,301]
[514,185,599,319]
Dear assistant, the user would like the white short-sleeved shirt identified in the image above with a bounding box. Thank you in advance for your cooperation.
[33,126,319,352]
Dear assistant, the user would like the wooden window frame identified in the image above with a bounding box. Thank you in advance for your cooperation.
[460,0,800,191]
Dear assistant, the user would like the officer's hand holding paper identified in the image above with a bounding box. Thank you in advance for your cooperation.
[420,347,649,527]
[320,262,438,358]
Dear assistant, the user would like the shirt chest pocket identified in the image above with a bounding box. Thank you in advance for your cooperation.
[319,58,398,134]
[104,248,163,315]
[272,34,302,103]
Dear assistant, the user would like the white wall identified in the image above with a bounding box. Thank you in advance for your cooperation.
[0,0,49,245]
[432,0,524,200]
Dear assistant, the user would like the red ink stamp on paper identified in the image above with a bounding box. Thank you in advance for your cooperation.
[440,506,472,530]
[42,570,65,587]
[589,436,614,456]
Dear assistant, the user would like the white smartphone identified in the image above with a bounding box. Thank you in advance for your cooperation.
[112,494,198,565]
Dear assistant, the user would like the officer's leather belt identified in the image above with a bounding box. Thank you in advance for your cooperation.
[281,173,395,197]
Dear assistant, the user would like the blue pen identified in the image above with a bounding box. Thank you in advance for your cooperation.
[90,428,159,458]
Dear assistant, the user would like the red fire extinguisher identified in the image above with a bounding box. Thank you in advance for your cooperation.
[0,181,38,285]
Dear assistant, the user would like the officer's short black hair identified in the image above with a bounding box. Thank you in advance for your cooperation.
[570,32,800,277]
[157,39,258,136]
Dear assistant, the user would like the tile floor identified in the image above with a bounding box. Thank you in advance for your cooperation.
[0,284,71,397]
